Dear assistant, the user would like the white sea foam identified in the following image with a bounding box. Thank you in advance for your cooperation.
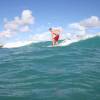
[58,33,98,46]
[3,40,33,48]
[3,32,100,48]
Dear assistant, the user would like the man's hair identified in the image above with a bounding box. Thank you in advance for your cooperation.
[49,28,52,31]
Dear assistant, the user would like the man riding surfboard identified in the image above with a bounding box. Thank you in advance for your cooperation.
[49,28,60,46]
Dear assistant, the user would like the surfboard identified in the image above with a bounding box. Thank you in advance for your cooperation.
[47,43,61,47]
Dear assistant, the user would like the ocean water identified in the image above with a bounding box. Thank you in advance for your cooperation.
[0,36,100,100]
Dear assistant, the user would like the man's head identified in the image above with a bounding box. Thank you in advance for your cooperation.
[49,28,52,31]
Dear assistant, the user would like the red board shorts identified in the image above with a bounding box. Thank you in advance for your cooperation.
[54,35,59,42]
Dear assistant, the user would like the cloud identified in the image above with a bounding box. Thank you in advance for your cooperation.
[21,10,34,25]
[0,30,12,38]
[32,32,50,41]
[80,16,100,28]
[69,23,85,31]
[20,26,31,32]
[69,16,100,34]
[1,9,35,38]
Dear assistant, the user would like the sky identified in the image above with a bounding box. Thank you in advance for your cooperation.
[0,0,100,43]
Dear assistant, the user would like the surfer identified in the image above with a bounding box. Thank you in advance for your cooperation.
[49,28,60,46]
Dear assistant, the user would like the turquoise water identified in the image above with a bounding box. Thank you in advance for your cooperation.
[0,36,100,100]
